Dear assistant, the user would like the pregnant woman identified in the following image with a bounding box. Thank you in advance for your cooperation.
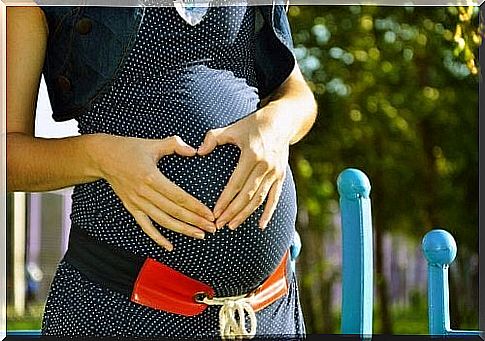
[7,1,317,338]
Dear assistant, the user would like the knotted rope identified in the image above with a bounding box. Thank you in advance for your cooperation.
[200,294,257,340]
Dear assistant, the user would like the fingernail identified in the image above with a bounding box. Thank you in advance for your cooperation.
[164,244,174,252]
[205,224,217,233]
[195,232,205,240]
[228,221,238,230]
[214,209,221,219]
[216,220,225,229]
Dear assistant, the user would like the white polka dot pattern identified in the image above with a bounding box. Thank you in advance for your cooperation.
[42,4,305,338]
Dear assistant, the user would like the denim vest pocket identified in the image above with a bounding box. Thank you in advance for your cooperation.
[40,6,144,121]
[40,6,83,120]
[67,7,144,120]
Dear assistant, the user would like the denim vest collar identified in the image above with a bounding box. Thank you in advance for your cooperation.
[39,3,295,122]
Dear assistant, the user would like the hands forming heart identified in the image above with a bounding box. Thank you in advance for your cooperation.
[98,103,292,252]
[98,62,317,251]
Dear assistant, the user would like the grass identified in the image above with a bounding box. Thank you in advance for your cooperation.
[6,303,44,332]
[372,291,429,334]
[7,297,476,335]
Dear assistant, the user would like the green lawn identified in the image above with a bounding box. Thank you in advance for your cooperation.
[7,303,43,331]
[7,297,476,335]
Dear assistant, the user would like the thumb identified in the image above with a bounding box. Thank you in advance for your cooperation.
[198,128,229,156]
[157,135,197,157]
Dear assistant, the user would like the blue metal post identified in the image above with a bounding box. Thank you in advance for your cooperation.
[422,229,482,337]
[337,168,373,336]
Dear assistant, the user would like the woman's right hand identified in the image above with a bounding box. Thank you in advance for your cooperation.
[91,134,216,251]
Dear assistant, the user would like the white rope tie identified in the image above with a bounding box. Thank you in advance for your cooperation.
[200,294,257,340]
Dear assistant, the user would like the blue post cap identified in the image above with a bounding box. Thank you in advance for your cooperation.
[422,229,457,266]
[290,231,302,261]
[337,168,371,200]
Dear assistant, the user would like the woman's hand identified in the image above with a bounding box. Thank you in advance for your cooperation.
[197,64,317,231]
[197,103,292,231]
[92,134,216,251]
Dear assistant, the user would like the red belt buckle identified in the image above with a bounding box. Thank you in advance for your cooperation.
[131,258,215,316]
[130,251,289,316]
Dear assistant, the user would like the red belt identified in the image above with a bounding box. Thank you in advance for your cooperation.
[131,250,290,316]
[64,224,290,338]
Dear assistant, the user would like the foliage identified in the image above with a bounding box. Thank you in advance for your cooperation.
[451,6,483,75]
[288,5,480,334]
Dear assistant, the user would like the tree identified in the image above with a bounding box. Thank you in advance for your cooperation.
[288,5,480,333]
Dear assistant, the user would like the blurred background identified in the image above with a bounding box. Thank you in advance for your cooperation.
[6,4,481,334]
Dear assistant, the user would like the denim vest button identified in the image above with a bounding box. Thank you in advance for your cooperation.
[76,17,92,35]
[57,75,71,92]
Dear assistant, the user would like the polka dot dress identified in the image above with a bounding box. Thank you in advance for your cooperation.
[41,3,305,338]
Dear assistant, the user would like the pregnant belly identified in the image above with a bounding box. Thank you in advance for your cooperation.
[72,65,297,296]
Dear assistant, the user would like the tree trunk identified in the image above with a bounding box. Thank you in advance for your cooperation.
[448,260,462,329]
[318,233,335,333]
[299,226,317,333]
[372,139,393,334]
[374,221,393,333]
[289,148,317,332]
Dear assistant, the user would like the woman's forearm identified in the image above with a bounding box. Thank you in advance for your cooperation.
[261,65,318,146]
[7,132,105,192]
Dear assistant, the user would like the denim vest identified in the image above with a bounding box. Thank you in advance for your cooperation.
[38,3,295,122]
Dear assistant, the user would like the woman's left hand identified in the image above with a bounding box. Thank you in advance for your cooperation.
[197,102,293,231]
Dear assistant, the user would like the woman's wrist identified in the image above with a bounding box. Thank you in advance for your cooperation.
[258,65,318,146]
[267,87,317,145]
[83,133,115,181]
[258,96,315,146]
[258,101,295,145]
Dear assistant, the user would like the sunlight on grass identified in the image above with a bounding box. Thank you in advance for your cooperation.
[7,303,44,331]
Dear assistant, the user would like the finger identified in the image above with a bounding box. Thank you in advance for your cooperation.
[140,186,216,233]
[259,177,284,230]
[147,171,215,221]
[197,128,232,156]
[227,174,275,230]
[215,162,269,228]
[213,149,258,219]
[156,135,197,158]
[142,198,206,240]
[131,211,174,251]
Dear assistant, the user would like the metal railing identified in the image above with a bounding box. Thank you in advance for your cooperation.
[422,229,482,336]
[337,167,482,337]
[337,168,373,336]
